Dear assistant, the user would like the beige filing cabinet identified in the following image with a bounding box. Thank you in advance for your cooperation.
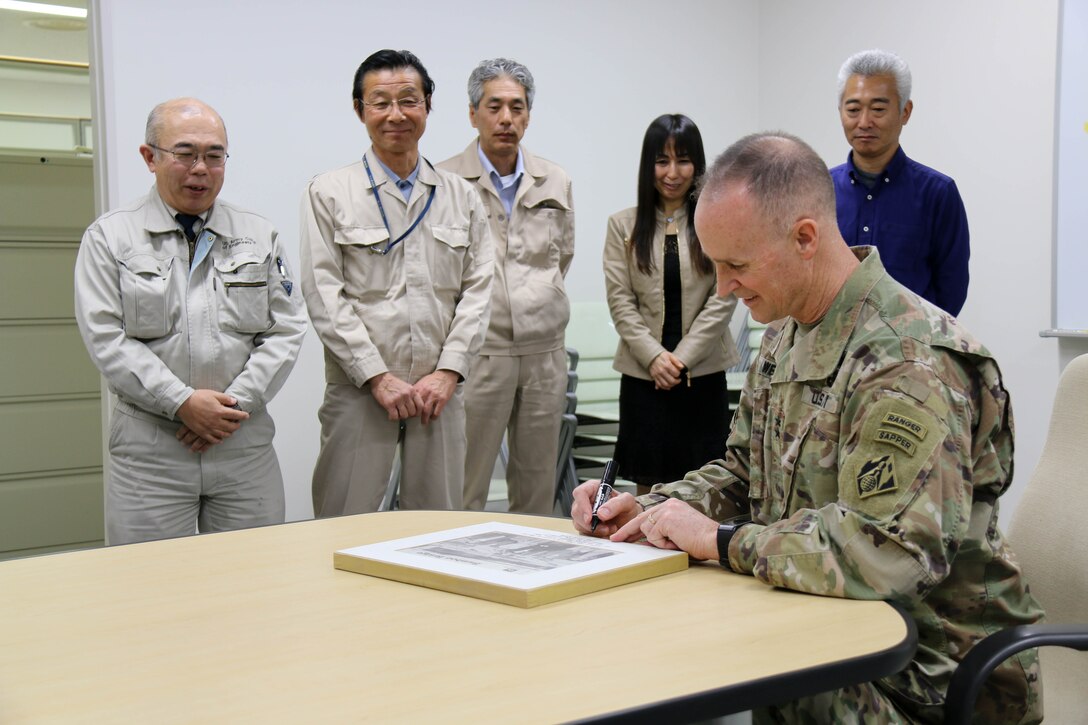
[0,152,102,559]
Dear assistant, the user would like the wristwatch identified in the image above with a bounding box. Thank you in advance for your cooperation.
[717,516,752,571]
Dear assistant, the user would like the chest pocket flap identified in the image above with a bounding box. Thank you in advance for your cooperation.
[334,226,390,250]
[119,254,178,339]
[430,224,470,250]
[214,251,271,333]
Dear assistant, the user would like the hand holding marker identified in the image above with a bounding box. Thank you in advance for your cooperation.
[589,460,618,534]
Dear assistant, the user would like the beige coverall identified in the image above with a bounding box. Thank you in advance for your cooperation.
[74,187,307,544]
[300,150,493,515]
[440,141,574,513]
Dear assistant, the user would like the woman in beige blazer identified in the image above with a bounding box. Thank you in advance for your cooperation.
[603,114,738,494]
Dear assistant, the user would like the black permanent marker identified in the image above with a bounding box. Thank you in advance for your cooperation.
[589,459,618,534]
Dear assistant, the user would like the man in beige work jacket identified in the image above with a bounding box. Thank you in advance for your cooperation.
[75,98,307,544]
[439,58,575,514]
[301,50,493,515]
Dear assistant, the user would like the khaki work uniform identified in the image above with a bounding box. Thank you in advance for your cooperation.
[74,187,307,544]
[642,248,1043,724]
[300,150,493,515]
[440,142,574,513]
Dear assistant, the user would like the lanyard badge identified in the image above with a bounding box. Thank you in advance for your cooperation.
[362,155,437,255]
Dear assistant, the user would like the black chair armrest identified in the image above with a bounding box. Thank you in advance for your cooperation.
[944,623,1088,724]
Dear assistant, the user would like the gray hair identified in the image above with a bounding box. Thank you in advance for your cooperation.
[467,58,535,110]
[144,97,228,147]
[699,132,836,235]
[837,49,912,112]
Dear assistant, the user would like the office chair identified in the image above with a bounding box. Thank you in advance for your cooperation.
[943,353,1088,724]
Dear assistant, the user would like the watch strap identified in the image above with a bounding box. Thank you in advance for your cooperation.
[717,516,752,571]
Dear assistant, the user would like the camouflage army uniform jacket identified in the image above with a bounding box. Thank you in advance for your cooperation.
[643,247,1042,722]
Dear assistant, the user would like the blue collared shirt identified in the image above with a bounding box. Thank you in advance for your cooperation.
[375,156,420,202]
[830,146,970,316]
[477,143,524,217]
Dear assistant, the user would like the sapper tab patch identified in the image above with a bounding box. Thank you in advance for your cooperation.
[876,428,917,456]
[880,411,928,440]
[857,455,897,498]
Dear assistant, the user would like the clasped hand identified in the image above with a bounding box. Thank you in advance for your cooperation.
[370,370,458,425]
[176,389,249,452]
[649,351,686,390]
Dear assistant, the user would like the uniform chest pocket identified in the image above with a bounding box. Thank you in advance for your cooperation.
[748,385,772,503]
[333,226,394,296]
[430,224,471,294]
[215,253,271,333]
[749,384,839,522]
[334,226,391,253]
[119,254,180,340]
[523,206,569,267]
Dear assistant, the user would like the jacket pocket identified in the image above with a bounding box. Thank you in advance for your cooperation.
[332,226,395,297]
[748,385,771,503]
[431,224,470,250]
[119,254,179,339]
[334,226,391,253]
[429,224,471,294]
[215,252,271,333]
[749,384,819,522]
[522,206,571,268]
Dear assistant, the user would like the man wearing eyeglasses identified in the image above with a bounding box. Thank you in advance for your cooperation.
[74,97,307,544]
[300,49,493,515]
[439,59,574,514]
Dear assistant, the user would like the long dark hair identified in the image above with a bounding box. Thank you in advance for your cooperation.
[629,114,713,276]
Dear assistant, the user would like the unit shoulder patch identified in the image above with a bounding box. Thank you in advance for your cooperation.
[841,394,948,520]
[856,455,897,498]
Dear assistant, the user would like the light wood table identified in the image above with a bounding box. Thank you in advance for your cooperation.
[0,511,915,723]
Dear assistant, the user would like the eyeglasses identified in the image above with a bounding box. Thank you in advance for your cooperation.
[361,97,425,114]
[148,144,229,168]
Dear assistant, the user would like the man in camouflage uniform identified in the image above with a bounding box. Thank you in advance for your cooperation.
[573,132,1042,723]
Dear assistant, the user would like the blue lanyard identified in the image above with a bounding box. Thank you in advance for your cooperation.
[363,155,437,255]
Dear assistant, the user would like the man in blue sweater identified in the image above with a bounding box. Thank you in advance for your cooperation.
[832,49,970,316]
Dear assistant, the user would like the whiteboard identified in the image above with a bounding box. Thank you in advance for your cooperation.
[1054,0,1088,331]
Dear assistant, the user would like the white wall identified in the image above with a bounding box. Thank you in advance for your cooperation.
[91,0,1083,525]
[91,0,761,521]
[1054,0,1088,330]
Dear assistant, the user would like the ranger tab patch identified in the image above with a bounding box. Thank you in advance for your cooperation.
[880,411,928,440]
[857,455,897,498]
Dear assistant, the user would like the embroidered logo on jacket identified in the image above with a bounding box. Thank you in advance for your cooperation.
[857,455,897,498]
[224,236,256,250]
